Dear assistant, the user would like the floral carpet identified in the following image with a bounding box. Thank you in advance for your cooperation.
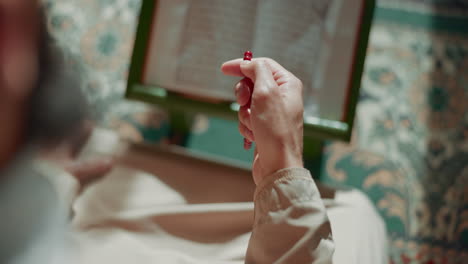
[44,0,467,263]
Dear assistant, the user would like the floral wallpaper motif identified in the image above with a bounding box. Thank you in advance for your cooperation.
[43,0,170,143]
[43,0,467,263]
[323,20,467,263]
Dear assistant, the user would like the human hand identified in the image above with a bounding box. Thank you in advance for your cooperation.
[221,58,304,185]
[41,122,113,188]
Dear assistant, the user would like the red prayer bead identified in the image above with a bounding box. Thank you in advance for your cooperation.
[243,51,253,61]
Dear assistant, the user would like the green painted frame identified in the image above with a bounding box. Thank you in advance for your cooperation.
[126,0,376,142]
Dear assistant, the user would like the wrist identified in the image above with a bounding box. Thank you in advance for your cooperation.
[256,153,303,185]
[275,144,303,171]
[255,164,304,186]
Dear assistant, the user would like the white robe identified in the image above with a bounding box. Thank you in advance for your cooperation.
[1,128,388,263]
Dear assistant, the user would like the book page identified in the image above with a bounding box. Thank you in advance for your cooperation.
[143,0,364,121]
[314,0,363,121]
[144,0,257,100]
[252,0,363,121]
[252,0,332,118]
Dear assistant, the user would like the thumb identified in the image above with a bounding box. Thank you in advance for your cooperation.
[239,59,275,84]
[240,59,278,100]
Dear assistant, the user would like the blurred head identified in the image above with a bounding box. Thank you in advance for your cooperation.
[0,0,87,169]
[0,0,40,102]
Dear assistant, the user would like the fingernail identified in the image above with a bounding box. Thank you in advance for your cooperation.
[239,84,251,102]
[234,82,245,96]
[238,82,246,91]
[235,82,242,96]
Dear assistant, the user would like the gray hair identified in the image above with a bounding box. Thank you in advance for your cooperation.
[27,9,88,144]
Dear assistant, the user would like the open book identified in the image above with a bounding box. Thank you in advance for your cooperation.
[141,0,366,122]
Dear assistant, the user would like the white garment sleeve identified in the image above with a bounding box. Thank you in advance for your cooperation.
[246,168,334,264]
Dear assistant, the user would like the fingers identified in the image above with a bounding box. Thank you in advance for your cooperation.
[221,57,289,80]
[235,78,252,106]
[245,60,278,105]
[241,59,274,84]
[223,58,280,99]
[221,58,244,77]
[238,105,251,129]
[65,157,113,184]
[238,122,254,142]
[42,120,94,159]
[68,120,94,158]
[221,58,269,82]
[238,105,252,142]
